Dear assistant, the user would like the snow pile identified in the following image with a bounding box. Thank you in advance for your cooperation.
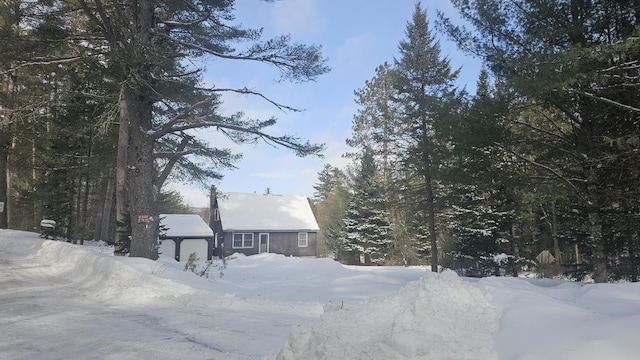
[277,270,499,360]
[214,253,425,303]
[35,239,198,303]
[483,277,640,360]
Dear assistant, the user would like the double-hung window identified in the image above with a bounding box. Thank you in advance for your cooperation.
[233,233,254,249]
[298,232,308,247]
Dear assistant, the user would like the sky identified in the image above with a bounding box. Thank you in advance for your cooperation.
[167,0,483,207]
[2,230,639,359]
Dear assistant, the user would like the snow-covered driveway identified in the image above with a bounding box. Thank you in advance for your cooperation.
[0,231,317,359]
[2,229,639,360]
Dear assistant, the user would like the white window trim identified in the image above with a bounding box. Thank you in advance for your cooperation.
[232,233,254,249]
[298,232,308,247]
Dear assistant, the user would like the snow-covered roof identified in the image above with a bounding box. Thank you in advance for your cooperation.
[217,192,319,231]
[160,214,213,238]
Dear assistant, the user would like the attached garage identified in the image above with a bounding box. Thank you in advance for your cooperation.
[159,214,214,262]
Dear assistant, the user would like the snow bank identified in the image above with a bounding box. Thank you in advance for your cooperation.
[26,239,319,317]
[34,240,198,303]
[276,270,499,360]
[4,230,640,359]
[483,277,640,360]
[215,252,426,303]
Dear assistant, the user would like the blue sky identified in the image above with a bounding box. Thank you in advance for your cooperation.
[168,0,482,207]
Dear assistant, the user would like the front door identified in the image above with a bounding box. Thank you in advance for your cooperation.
[259,233,269,253]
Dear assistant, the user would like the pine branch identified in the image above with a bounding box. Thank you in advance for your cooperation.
[493,142,588,204]
[205,87,302,112]
[0,57,82,76]
[579,91,640,113]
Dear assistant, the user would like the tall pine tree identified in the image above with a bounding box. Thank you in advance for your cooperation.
[392,2,462,271]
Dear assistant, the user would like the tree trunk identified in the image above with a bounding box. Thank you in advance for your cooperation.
[124,0,159,260]
[77,138,93,245]
[114,86,130,255]
[100,169,115,242]
[94,167,115,242]
[420,118,438,273]
[0,71,15,229]
[629,230,639,283]
[0,136,9,229]
[124,82,158,260]
[93,172,106,241]
[589,211,607,283]
[509,222,519,277]
[425,171,438,272]
[127,127,158,259]
[79,173,90,245]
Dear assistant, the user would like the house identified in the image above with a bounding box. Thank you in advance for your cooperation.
[210,191,319,258]
[159,214,214,262]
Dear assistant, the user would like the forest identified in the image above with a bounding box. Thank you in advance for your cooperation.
[312,1,640,283]
[0,0,327,258]
[1,1,639,283]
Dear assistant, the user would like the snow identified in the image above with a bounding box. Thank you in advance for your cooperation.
[1,229,639,360]
[160,214,213,237]
[217,192,320,231]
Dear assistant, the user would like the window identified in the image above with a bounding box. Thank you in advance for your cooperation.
[298,232,308,247]
[232,233,254,249]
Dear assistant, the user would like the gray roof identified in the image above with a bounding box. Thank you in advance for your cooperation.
[217,192,319,232]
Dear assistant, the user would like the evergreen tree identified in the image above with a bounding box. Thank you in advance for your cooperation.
[157,190,192,214]
[8,0,330,259]
[348,62,401,190]
[392,2,462,271]
[442,0,640,282]
[312,164,349,259]
[342,147,392,265]
[313,164,346,202]
[442,69,523,276]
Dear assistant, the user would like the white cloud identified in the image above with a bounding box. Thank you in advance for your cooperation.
[270,0,324,35]
[165,182,211,208]
[250,171,294,179]
[298,167,320,196]
[335,32,377,68]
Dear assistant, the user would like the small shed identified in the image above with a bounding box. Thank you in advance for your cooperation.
[159,214,214,262]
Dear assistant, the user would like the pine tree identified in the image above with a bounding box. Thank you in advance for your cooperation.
[313,164,346,202]
[312,164,349,259]
[5,0,329,259]
[342,148,392,265]
[443,0,640,282]
[392,2,462,271]
[348,62,401,191]
[442,69,521,276]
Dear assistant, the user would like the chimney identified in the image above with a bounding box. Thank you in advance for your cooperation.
[208,185,217,228]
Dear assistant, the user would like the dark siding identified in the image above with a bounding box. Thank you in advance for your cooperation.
[221,231,317,258]
[222,231,258,257]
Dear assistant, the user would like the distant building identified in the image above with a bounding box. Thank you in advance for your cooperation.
[159,214,214,262]
[210,191,319,258]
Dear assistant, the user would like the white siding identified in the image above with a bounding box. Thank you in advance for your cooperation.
[180,240,209,262]
[159,239,176,260]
